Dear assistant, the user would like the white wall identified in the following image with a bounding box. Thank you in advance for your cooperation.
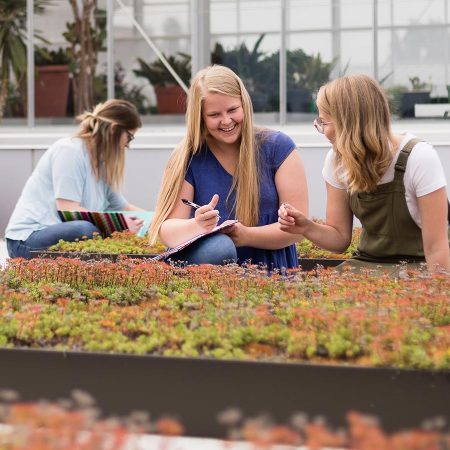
[1,121,449,236]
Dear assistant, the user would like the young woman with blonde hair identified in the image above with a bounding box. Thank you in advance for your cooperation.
[6,99,144,259]
[279,74,449,273]
[149,65,308,268]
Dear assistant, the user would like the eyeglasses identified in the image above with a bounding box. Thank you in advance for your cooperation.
[313,118,332,134]
[126,130,135,144]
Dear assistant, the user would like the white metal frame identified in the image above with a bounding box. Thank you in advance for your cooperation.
[23,0,450,127]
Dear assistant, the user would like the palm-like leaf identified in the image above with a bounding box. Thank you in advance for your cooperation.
[0,0,51,117]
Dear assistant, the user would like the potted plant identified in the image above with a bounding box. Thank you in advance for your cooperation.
[256,48,334,113]
[63,2,106,115]
[0,0,49,119]
[93,62,149,114]
[133,52,191,114]
[400,76,432,118]
[385,84,409,118]
[34,47,71,117]
[287,50,334,112]
[211,35,269,112]
[211,35,334,113]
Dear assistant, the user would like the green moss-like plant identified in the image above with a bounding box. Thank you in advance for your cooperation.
[2,258,449,370]
[296,228,361,259]
[48,231,166,255]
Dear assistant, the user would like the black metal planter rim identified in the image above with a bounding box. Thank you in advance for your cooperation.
[0,347,448,438]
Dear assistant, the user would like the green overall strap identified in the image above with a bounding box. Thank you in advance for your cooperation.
[395,138,450,222]
[393,138,421,180]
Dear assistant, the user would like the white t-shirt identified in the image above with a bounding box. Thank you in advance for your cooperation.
[322,133,447,228]
[5,137,127,241]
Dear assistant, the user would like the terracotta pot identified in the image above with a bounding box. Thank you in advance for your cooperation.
[35,65,70,117]
[154,85,187,114]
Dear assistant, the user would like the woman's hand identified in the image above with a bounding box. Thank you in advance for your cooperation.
[220,222,248,247]
[194,194,220,232]
[125,216,145,234]
[278,202,311,234]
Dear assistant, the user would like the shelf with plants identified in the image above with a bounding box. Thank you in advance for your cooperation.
[0,258,448,436]
[133,52,191,114]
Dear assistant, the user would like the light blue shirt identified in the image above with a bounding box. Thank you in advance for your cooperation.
[5,137,127,241]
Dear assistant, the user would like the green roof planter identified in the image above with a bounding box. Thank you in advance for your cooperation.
[29,229,362,270]
[0,258,448,437]
[0,347,448,439]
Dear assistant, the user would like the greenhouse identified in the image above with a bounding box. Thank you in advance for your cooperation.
[0,0,449,448]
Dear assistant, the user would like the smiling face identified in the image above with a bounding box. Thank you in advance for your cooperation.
[202,92,244,147]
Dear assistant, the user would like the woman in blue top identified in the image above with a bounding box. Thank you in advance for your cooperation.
[149,65,308,269]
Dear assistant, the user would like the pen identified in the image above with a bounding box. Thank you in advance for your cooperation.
[181,198,201,209]
[181,198,221,220]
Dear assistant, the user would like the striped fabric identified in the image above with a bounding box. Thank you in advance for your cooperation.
[57,210,128,237]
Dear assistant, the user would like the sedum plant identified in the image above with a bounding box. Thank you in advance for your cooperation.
[1,258,449,370]
[48,231,166,255]
[296,227,361,259]
[47,228,362,260]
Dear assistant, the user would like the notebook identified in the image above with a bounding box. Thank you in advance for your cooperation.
[151,219,239,261]
[57,210,153,238]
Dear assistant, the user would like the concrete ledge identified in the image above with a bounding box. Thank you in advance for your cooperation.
[415,103,450,118]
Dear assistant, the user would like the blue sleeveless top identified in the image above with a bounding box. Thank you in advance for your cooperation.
[185,130,298,269]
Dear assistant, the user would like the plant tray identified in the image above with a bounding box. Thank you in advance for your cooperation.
[29,251,345,270]
[29,250,158,262]
[0,348,448,438]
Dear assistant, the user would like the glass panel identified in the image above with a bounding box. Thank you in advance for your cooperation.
[340,0,372,28]
[288,32,332,61]
[211,0,238,34]
[287,32,334,113]
[288,0,332,30]
[389,28,447,94]
[211,1,281,113]
[113,0,191,118]
[239,0,280,33]
[0,0,32,122]
[31,1,108,121]
[340,31,373,75]
[141,0,190,36]
[378,0,394,27]
[211,33,279,112]
[393,0,446,26]
[377,30,394,85]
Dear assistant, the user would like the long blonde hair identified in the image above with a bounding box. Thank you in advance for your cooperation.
[317,74,393,193]
[76,99,142,191]
[149,65,260,244]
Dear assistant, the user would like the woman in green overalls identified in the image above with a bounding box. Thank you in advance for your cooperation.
[278,74,449,275]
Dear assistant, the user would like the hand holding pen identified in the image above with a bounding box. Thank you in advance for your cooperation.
[182,194,220,231]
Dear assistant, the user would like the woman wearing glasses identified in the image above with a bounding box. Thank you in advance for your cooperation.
[279,74,449,273]
[5,99,145,259]
[149,65,308,269]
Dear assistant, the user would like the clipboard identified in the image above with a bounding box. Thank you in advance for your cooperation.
[151,220,238,261]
